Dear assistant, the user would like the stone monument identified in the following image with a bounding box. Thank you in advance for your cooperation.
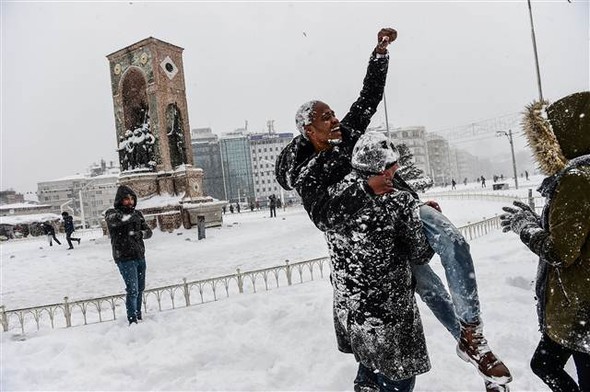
[106,37,224,231]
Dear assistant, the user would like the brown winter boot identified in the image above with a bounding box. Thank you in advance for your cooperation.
[456,320,513,384]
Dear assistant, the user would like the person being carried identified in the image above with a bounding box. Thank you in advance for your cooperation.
[275,28,511,390]
[500,91,589,391]
[61,211,80,250]
[105,185,152,325]
[41,221,61,246]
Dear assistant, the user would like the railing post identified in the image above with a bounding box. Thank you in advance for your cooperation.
[183,278,191,307]
[64,297,72,328]
[236,268,244,294]
[285,260,292,286]
[528,189,535,211]
[0,305,8,332]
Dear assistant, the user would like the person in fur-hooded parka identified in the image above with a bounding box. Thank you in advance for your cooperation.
[501,91,590,390]
[327,132,433,384]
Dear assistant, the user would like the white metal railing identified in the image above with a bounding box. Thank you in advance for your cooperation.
[1,213,513,335]
[424,191,545,214]
[1,257,328,335]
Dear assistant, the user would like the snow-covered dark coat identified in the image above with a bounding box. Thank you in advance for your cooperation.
[105,185,152,263]
[328,170,432,380]
[521,91,590,354]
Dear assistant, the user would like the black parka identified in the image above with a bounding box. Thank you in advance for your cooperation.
[105,185,152,263]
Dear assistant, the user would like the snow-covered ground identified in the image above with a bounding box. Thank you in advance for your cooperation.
[1,192,562,391]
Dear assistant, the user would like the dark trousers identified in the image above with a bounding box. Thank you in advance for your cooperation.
[116,259,146,322]
[65,231,80,248]
[270,207,276,218]
[354,363,416,392]
[47,234,61,245]
[531,333,590,392]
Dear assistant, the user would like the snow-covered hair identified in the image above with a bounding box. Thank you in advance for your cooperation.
[295,100,320,139]
[351,132,400,174]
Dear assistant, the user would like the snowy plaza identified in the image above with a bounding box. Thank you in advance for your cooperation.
[1,182,561,391]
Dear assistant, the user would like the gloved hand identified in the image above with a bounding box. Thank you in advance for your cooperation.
[500,201,540,235]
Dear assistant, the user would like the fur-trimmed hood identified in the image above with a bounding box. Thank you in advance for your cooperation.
[522,91,590,176]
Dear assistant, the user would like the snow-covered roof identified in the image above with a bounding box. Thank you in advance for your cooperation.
[0,202,51,210]
[0,213,62,225]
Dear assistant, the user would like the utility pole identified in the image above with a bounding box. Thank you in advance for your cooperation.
[497,130,519,190]
[527,0,544,101]
[383,93,391,142]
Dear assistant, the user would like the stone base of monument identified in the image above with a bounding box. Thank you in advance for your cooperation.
[110,167,225,233]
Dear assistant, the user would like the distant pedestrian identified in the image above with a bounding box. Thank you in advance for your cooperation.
[451,179,456,190]
[105,185,152,325]
[222,205,226,214]
[236,203,241,213]
[269,194,277,218]
[500,174,504,181]
[525,170,529,181]
[229,204,234,214]
[249,202,254,212]
[463,178,467,186]
[61,211,80,249]
[42,221,61,246]
[481,176,487,188]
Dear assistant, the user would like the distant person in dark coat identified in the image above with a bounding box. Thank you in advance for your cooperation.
[42,221,61,246]
[269,194,277,218]
[105,185,153,325]
[236,203,241,213]
[61,211,80,249]
[481,175,487,188]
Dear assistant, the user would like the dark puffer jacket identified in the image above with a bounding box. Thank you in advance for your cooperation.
[105,185,152,263]
[62,214,75,234]
[521,91,590,354]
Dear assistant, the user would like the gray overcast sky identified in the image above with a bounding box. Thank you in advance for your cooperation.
[1,1,588,193]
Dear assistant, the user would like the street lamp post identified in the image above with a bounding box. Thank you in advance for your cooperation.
[79,179,98,229]
[496,130,519,190]
[527,0,544,102]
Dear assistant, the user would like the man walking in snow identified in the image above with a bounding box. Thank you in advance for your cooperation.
[275,28,511,391]
[105,185,152,325]
[61,211,80,249]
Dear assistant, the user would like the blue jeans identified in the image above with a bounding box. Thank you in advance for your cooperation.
[413,205,481,339]
[354,363,416,392]
[116,259,146,322]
